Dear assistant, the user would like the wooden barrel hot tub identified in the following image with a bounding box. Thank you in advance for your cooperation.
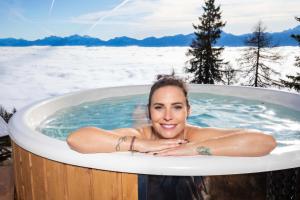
[9,85,300,200]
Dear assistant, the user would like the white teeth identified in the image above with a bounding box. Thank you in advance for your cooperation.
[162,124,176,129]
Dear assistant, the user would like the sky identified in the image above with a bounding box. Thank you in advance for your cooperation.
[0,0,299,40]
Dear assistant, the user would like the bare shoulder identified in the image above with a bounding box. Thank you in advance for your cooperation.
[137,125,153,139]
[186,125,243,142]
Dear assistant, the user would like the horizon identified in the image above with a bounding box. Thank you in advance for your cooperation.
[0,0,299,40]
[2,24,300,41]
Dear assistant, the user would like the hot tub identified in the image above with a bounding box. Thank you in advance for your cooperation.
[9,85,300,200]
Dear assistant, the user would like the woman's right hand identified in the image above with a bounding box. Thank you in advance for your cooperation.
[134,138,188,153]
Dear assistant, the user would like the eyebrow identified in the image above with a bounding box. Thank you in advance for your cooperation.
[152,102,184,106]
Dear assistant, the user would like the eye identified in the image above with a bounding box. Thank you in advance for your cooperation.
[154,106,163,110]
[174,105,183,110]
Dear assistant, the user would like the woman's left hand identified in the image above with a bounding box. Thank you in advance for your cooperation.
[150,142,205,156]
[151,130,277,157]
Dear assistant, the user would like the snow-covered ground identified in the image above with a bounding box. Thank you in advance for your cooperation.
[0,46,299,110]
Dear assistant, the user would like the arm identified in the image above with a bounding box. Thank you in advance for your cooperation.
[67,127,136,153]
[155,129,277,157]
[187,127,245,141]
[67,126,186,154]
[194,130,277,156]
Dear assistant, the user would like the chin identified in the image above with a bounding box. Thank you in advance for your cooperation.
[152,123,185,139]
[157,129,181,139]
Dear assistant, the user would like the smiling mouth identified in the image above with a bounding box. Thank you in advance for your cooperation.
[161,124,177,129]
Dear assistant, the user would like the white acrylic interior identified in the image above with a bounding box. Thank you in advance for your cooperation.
[9,85,300,175]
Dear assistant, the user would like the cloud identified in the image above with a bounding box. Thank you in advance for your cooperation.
[70,0,154,24]
[70,0,300,38]
[70,11,107,24]
[87,0,133,32]
[142,0,201,24]
[219,0,300,33]
[70,0,201,36]
[49,0,55,16]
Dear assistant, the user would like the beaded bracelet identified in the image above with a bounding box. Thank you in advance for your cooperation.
[129,136,136,152]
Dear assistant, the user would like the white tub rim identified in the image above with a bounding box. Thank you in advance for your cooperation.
[8,84,300,176]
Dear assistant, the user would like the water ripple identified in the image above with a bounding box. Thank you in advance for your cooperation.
[37,93,300,147]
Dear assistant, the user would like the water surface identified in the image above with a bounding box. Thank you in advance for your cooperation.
[37,93,300,147]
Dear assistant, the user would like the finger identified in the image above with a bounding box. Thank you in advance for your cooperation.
[151,147,180,155]
[157,143,182,151]
[156,150,180,156]
[148,149,169,155]
[159,139,189,145]
[146,145,178,153]
[155,145,193,156]
[154,142,188,152]
[157,148,192,156]
[157,149,197,156]
[164,141,190,148]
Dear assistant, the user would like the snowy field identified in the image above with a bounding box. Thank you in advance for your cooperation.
[0,46,299,110]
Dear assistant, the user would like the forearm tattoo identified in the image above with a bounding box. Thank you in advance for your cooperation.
[196,146,212,155]
[115,136,128,151]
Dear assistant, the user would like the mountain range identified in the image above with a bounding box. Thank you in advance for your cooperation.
[0,25,299,47]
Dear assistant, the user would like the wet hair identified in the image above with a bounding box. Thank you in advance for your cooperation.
[147,75,190,120]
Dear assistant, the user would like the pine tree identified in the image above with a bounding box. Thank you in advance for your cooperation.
[237,21,282,87]
[281,17,300,91]
[185,0,226,84]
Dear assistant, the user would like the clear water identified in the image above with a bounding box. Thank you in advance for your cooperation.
[37,93,300,147]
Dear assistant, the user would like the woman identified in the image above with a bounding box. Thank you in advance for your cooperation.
[67,76,276,157]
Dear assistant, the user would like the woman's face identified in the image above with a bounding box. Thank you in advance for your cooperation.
[150,86,190,139]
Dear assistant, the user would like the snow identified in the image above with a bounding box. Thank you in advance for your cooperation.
[0,46,299,111]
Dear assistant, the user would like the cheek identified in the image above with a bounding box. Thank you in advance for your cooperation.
[149,109,162,121]
[176,109,189,119]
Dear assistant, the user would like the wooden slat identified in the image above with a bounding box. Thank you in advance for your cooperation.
[44,158,68,200]
[19,146,34,200]
[18,146,26,200]
[12,142,22,200]
[121,173,138,200]
[12,142,139,200]
[91,169,122,200]
[65,164,92,200]
[14,143,27,200]
[30,153,47,200]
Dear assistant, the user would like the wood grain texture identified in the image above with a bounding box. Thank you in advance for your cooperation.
[91,169,122,200]
[30,153,47,200]
[44,158,68,200]
[12,142,23,200]
[19,146,33,200]
[65,164,92,200]
[13,142,139,200]
[122,173,138,200]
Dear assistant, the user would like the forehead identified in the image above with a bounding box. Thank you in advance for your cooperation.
[151,86,186,102]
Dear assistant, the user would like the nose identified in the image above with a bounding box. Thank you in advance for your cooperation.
[164,109,172,121]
